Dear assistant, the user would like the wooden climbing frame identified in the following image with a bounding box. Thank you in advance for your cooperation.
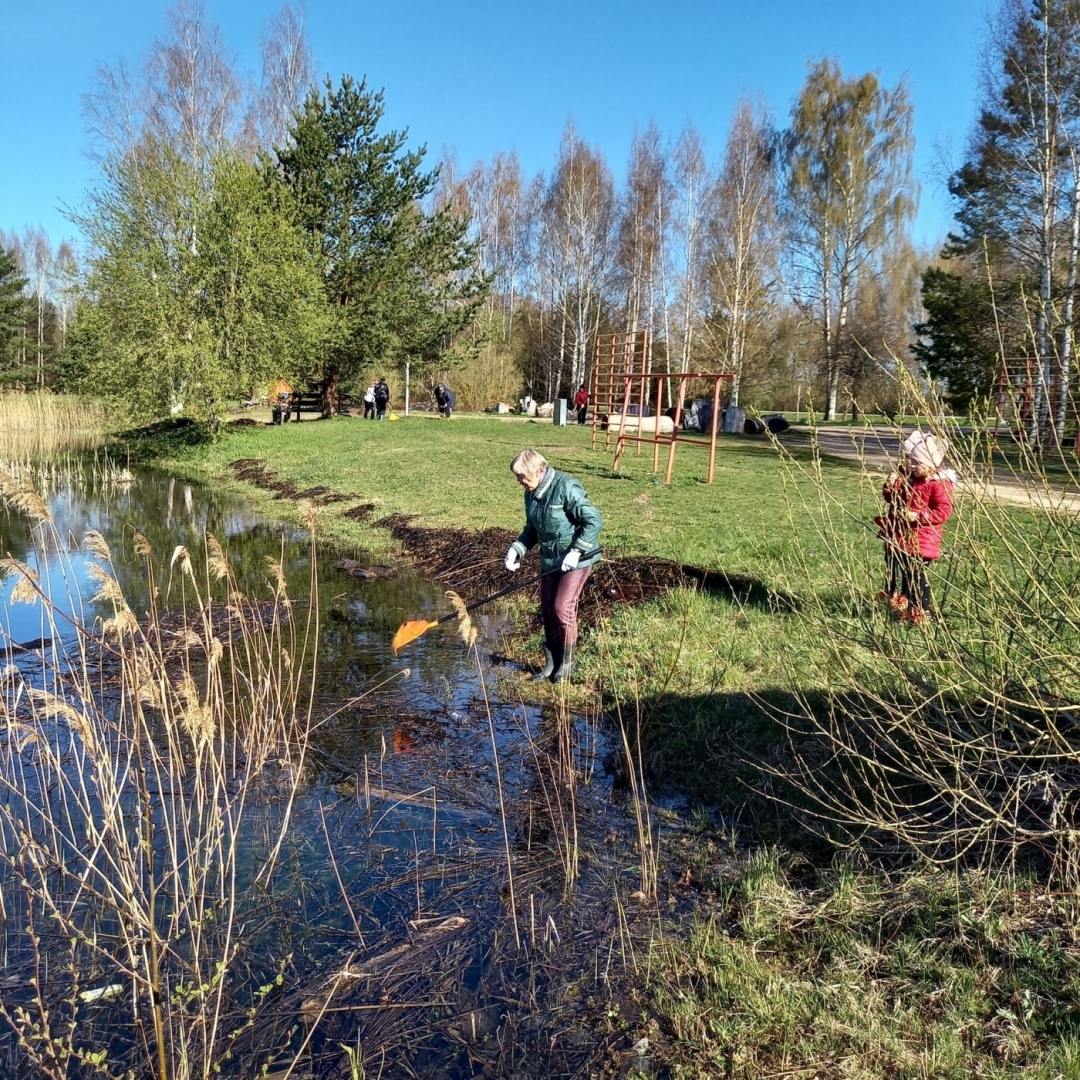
[589,331,734,484]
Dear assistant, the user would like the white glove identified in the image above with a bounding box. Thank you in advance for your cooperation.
[504,547,521,572]
[561,548,581,572]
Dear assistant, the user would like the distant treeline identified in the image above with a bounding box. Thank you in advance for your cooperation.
[0,0,1063,426]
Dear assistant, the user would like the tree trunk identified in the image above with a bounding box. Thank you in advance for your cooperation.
[322,368,338,419]
[1056,169,1080,445]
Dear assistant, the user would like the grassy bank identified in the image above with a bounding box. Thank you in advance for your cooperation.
[141,413,878,795]
[133,411,1080,1077]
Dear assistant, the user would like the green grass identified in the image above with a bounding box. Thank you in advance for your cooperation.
[139,413,876,794]
[149,411,873,581]
[647,853,1080,1078]
[128,410,1080,1078]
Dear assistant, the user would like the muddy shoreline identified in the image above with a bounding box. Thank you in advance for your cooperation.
[229,456,785,636]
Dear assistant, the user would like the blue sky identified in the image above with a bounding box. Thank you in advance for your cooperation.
[1,0,991,252]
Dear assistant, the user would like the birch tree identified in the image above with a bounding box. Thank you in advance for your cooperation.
[670,125,711,377]
[539,122,615,395]
[73,145,325,419]
[244,3,314,158]
[950,0,1080,443]
[784,59,917,420]
[468,151,533,341]
[144,0,241,171]
[51,242,80,354]
[704,98,779,406]
[616,124,669,349]
[22,227,52,387]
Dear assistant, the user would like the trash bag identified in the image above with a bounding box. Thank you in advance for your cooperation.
[683,399,714,432]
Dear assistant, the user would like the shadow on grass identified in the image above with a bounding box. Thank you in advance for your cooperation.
[623,673,1080,880]
[603,685,823,851]
[116,416,218,459]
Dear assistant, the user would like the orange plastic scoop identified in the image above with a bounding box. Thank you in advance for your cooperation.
[390,567,556,654]
[392,619,439,653]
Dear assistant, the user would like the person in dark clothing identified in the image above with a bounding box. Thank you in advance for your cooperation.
[574,383,589,424]
[504,448,602,683]
[434,383,456,418]
[374,378,390,420]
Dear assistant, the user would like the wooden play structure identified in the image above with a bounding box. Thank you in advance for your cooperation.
[589,331,735,484]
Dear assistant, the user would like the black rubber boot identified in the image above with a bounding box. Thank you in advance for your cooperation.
[551,645,573,684]
[532,647,555,681]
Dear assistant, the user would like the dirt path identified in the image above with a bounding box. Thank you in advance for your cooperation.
[780,425,1080,512]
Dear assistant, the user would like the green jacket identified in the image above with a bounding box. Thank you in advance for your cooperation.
[511,468,602,574]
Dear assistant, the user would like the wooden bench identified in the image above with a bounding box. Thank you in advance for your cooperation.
[271,390,356,423]
[289,392,324,420]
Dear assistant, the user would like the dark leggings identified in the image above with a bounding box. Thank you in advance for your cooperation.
[540,566,591,664]
[898,553,933,613]
[883,542,901,597]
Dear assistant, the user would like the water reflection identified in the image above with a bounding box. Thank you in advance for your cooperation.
[0,467,626,1080]
[0,470,471,694]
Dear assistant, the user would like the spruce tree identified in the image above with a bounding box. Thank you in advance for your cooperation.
[276,76,487,413]
[0,247,28,375]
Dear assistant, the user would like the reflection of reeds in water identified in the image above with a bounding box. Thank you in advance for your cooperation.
[1,452,135,500]
[0,473,323,1079]
[0,392,112,457]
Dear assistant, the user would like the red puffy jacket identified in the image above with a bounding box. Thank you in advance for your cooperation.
[905,473,954,559]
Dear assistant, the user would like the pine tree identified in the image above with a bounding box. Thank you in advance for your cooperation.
[276,76,488,413]
[0,246,29,376]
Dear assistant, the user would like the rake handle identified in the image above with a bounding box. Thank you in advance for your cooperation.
[433,568,553,625]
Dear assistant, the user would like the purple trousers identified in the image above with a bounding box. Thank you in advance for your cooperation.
[540,566,591,660]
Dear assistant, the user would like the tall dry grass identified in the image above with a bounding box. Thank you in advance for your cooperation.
[0,469,324,1078]
[0,392,113,457]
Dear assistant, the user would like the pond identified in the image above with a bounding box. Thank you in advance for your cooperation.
[0,466,663,1080]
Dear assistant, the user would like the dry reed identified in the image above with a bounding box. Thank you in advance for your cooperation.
[767,381,1080,880]
[0,472,325,1079]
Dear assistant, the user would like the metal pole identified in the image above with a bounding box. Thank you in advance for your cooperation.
[637,362,646,455]
[707,375,722,484]
[405,361,410,417]
[612,366,634,473]
[590,335,601,450]
[664,376,688,484]
[652,340,663,474]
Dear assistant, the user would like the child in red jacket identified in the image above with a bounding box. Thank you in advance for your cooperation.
[887,432,955,623]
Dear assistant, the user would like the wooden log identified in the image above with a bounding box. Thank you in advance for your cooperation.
[603,413,675,435]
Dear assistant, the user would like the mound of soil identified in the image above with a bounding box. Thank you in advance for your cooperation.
[229,459,790,626]
[374,515,781,629]
[230,459,354,505]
